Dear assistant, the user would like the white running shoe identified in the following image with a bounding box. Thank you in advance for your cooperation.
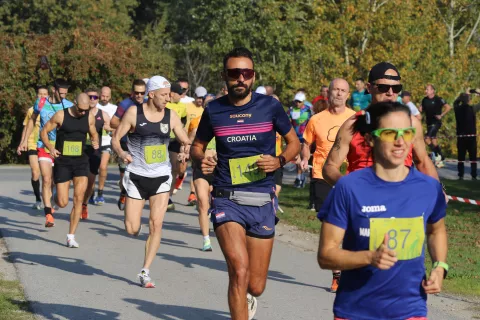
[247,293,257,320]
[32,201,43,210]
[66,237,79,248]
[138,270,155,288]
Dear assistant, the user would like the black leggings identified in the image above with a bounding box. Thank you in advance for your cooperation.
[457,137,477,178]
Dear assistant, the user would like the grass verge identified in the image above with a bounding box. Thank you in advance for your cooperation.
[0,275,33,320]
[277,178,480,297]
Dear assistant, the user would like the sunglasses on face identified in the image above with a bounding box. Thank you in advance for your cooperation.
[88,95,98,100]
[226,68,255,80]
[134,91,146,96]
[75,105,88,114]
[294,100,303,104]
[374,84,403,94]
[371,127,416,143]
[181,87,189,92]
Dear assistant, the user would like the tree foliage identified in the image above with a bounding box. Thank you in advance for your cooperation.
[0,0,479,163]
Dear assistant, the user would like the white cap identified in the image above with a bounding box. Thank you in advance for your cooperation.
[255,86,267,95]
[142,78,150,85]
[294,92,306,102]
[147,76,171,93]
[194,86,207,98]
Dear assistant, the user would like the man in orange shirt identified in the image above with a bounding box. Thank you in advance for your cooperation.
[301,78,355,293]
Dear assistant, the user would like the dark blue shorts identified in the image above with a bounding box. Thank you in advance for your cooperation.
[210,197,278,239]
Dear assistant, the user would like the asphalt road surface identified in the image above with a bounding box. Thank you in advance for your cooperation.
[0,165,477,319]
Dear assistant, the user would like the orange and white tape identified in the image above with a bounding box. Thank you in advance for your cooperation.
[447,195,480,206]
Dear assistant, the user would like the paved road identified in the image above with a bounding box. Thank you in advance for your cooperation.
[0,166,477,319]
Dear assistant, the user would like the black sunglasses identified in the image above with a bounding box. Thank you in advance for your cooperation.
[75,105,88,114]
[226,68,255,80]
[181,87,189,92]
[134,91,146,95]
[88,95,98,100]
[374,84,403,94]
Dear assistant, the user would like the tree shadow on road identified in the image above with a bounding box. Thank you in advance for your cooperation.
[24,300,121,320]
[1,228,65,247]
[0,194,37,214]
[6,251,138,286]
[124,298,230,320]
[157,252,326,290]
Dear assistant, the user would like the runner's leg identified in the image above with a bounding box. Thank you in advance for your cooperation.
[143,192,169,270]
[29,154,41,204]
[39,160,54,209]
[69,176,88,234]
[246,236,274,297]
[194,178,211,237]
[97,150,110,199]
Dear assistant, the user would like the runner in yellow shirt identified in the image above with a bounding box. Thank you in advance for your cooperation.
[20,86,49,209]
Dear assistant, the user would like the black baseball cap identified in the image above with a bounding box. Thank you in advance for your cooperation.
[54,78,70,89]
[368,62,401,83]
[401,91,411,98]
[170,82,184,95]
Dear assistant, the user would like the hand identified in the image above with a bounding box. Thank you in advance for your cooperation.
[300,158,310,171]
[256,154,279,173]
[17,141,28,155]
[177,152,189,163]
[50,149,61,158]
[121,151,133,164]
[422,268,444,294]
[201,156,217,175]
[370,234,398,270]
[435,115,442,120]
[92,140,99,150]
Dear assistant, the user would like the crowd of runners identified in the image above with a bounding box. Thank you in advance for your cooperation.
[15,46,480,319]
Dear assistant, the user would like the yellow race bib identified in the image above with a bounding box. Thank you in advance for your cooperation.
[369,216,425,260]
[63,141,83,156]
[144,145,167,164]
[229,155,266,185]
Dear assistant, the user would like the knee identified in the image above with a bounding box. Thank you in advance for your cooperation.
[228,263,249,288]
[124,220,140,235]
[42,175,52,186]
[149,218,163,234]
[99,163,108,172]
[57,197,69,208]
[248,281,266,297]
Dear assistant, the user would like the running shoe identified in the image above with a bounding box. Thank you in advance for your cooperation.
[174,172,187,191]
[81,204,88,220]
[88,195,95,205]
[247,293,257,320]
[95,196,105,206]
[202,238,212,252]
[45,214,55,228]
[167,198,175,211]
[66,237,79,248]
[117,194,126,210]
[32,201,43,210]
[436,160,445,168]
[308,203,315,211]
[187,193,197,206]
[138,270,155,288]
[434,154,442,165]
[299,177,306,188]
[293,178,301,188]
[330,276,339,293]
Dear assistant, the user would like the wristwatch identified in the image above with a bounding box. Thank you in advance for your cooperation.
[432,261,449,279]
[277,155,286,168]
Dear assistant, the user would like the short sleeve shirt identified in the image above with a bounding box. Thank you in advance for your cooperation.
[422,95,446,125]
[185,103,204,131]
[34,98,74,148]
[166,102,187,139]
[303,108,355,179]
[288,105,311,141]
[319,167,446,319]
[196,93,292,193]
[350,90,371,111]
[23,107,41,150]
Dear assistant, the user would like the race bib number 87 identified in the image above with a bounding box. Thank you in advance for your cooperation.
[144,145,167,164]
[229,155,266,185]
[369,216,425,260]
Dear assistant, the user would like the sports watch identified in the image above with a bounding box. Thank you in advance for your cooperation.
[277,155,286,168]
[432,261,449,279]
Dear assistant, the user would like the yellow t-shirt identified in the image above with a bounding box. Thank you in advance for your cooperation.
[303,108,355,179]
[185,103,203,131]
[166,102,187,138]
[275,133,282,156]
[23,107,40,151]
[188,115,216,150]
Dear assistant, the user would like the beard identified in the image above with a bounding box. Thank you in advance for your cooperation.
[227,82,252,100]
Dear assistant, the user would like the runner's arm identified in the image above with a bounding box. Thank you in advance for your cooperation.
[318,222,373,270]
[88,112,100,149]
[322,119,354,185]
[440,102,452,118]
[110,115,120,129]
[18,112,38,152]
[171,110,191,158]
[111,106,136,158]
[40,111,63,154]
[102,111,112,132]
[281,127,301,163]
[411,116,439,181]
[426,218,448,273]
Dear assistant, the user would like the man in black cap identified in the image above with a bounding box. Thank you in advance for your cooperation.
[323,61,438,185]
[401,91,421,120]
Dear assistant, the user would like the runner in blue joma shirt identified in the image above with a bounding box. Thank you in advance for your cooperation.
[317,101,448,320]
[191,47,300,320]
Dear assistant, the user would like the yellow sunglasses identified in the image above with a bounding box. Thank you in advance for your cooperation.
[371,127,416,142]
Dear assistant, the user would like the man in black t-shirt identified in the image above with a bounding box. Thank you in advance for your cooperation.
[454,90,480,179]
[421,84,452,168]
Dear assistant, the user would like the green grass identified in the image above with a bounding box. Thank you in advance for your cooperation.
[0,275,33,320]
[277,178,480,297]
